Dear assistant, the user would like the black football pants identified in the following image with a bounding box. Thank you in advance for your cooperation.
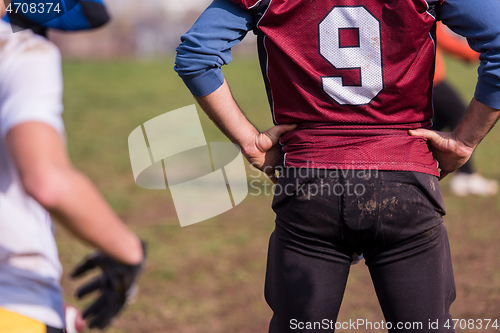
[265,169,456,332]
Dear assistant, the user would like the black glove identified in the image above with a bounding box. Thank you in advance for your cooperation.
[71,241,147,329]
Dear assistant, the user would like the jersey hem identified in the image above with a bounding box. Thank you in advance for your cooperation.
[284,159,440,177]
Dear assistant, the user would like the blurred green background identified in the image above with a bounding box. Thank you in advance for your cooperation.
[55,55,500,333]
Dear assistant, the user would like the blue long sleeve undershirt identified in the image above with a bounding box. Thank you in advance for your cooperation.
[174,0,254,97]
[440,0,500,109]
[175,0,500,110]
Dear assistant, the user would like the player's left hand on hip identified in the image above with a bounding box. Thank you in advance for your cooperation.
[245,124,297,183]
[71,241,147,329]
[409,128,474,180]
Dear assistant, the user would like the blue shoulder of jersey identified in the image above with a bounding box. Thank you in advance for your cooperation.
[439,0,500,109]
[3,0,109,31]
[174,0,254,97]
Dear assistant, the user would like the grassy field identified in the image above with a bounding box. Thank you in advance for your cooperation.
[56,56,500,333]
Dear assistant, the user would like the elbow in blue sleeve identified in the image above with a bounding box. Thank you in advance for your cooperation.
[174,0,255,97]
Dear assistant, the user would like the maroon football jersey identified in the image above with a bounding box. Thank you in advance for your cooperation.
[233,0,441,176]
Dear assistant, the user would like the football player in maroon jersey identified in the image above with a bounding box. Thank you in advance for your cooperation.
[175,0,500,331]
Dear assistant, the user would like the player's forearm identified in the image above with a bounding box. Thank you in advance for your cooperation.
[175,0,260,154]
[409,98,500,179]
[452,98,500,150]
[45,167,143,266]
[195,80,259,155]
[7,122,142,265]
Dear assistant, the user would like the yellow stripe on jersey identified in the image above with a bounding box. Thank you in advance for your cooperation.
[0,307,46,333]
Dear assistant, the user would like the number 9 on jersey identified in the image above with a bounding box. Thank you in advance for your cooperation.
[319,6,384,106]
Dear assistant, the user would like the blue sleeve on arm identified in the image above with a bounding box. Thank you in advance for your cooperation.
[440,0,500,109]
[174,0,255,97]
[44,4,92,30]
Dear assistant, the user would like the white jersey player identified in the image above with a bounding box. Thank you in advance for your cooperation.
[0,3,146,332]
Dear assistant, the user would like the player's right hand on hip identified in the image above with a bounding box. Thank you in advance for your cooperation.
[71,241,147,329]
[409,128,474,180]
[244,124,297,183]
